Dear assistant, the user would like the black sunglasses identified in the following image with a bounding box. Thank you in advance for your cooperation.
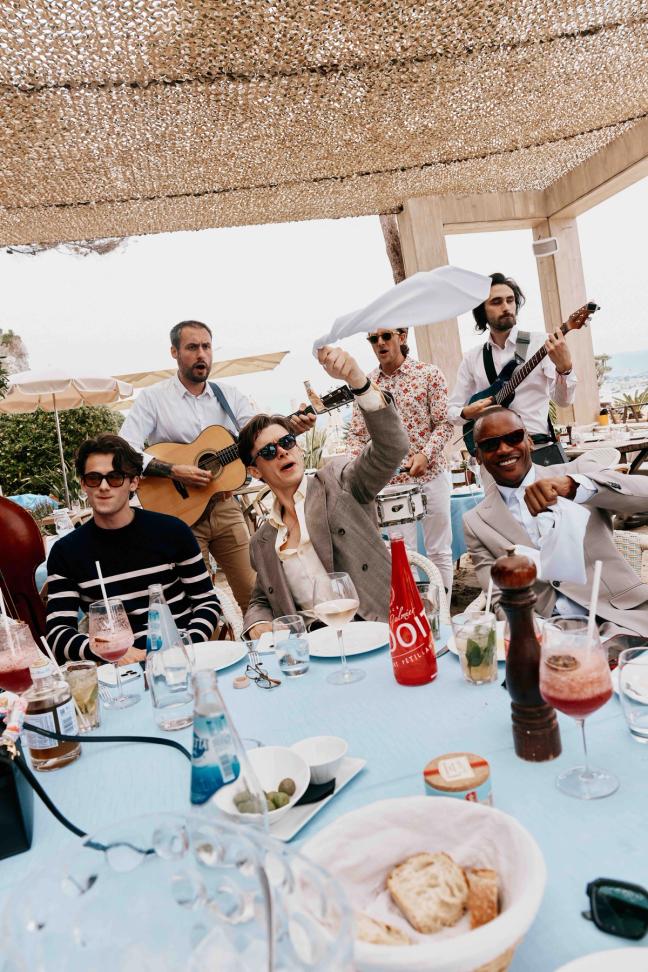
[367,331,402,344]
[81,471,128,488]
[475,428,526,454]
[583,878,648,940]
[252,433,297,463]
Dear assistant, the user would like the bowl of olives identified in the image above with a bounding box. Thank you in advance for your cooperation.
[217,746,310,823]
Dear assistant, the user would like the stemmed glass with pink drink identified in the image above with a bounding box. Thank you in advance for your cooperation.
[0,621,41,694]
[539,617,617,799]
[88,598,139,709]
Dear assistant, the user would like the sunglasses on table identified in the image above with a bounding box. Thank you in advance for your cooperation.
[81,471,129,488]
[475,428,526,454]
[583,878,648,940]
[252,433,298,463]
[367,331,403,344]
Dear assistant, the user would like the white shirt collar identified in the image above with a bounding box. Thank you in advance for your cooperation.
[488,324,518,351]
[268,475,309,531]
[172,373,213,400]
[497,463,536,505]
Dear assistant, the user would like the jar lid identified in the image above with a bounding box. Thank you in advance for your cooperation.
[29,659,54,680]
[423,752,490,792]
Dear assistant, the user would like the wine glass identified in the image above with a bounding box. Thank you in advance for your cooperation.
[467,455,482,493]
[312,572,364,685]
[0,621,41,693]
[539,617,618,799]
[88,598,140,709]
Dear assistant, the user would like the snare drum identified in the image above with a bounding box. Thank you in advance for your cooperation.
[376,484,427,527]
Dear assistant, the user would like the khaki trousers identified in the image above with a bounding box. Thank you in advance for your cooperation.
[192,496,256,614]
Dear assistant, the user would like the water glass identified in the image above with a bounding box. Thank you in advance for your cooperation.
[451,611,498,685]
[148,645,194,731]
[420,583,441,640]
[64,661,100,731]
[52,508,75,536]
[618,648,648,743]
[272,615,309,677]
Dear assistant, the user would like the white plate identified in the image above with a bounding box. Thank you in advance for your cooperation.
[447,618,507,664]
[307,621,389,658]
[97,665,142,686]
[192,640,248,672]
[554,948,648,972]
[270,756,366,841]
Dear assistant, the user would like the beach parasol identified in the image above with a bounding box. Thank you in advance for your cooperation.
[0,370,134,508]
[115,350,288,388]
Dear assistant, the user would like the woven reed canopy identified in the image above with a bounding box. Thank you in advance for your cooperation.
[0,1,646,245]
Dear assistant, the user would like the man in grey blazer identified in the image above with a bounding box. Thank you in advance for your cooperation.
[463,406,648,643]
[238,345,409,639]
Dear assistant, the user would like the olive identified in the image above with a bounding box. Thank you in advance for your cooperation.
[237,800,259,814]
[233,789,253,807]
[278,778,296,796]
[272,792,290,809]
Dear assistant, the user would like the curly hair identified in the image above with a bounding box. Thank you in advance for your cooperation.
[75,433,143,479]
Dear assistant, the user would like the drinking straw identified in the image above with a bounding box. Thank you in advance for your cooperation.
[39,635,89,731]
[0,587,14,650]
[587,560,602,643]
[485,577,493,615]
[95,560,113,628]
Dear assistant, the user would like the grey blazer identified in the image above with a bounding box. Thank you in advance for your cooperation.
[463,460,648,638]
[243,399,409,632]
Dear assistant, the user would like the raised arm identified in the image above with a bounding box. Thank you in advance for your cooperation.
[345,399,370,459]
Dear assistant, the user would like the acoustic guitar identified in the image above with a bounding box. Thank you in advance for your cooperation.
[462,302,599,455]
[137,384,354,526]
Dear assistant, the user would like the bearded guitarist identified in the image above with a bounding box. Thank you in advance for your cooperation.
[121,320,315,613]
[447,273,576,466]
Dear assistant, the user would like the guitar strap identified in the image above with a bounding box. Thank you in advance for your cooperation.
[209,382,241,435]
[481,330,530,385]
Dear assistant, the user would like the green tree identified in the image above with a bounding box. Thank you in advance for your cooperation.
[0,405,121,497]
[0,358,8,398]
[594,353,612,388]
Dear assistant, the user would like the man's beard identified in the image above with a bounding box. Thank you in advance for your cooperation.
[489,315,516,332]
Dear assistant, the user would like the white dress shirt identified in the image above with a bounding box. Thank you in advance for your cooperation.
[267,383,387,615]
[498,465,596,616]
[120,375,257,469]
[448,326,577,437]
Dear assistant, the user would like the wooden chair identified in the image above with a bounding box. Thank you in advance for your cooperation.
[613,530,648,584]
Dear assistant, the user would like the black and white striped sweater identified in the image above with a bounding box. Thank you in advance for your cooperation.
[46,509,221,663]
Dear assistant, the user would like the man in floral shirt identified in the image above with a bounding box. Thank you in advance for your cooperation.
[346,327,454,592]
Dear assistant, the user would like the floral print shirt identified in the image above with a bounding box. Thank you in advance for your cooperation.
[346,357,453,485]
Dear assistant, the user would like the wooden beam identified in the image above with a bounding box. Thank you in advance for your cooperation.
[439,190,547,233]
[545,117,648,219]
[533,218,599,426]
[397,197,463,392]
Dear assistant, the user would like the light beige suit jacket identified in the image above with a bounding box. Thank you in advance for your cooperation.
[463,460,648,638]
[243,399,409,632]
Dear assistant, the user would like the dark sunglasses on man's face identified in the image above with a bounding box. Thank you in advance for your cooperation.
[475,428,526,455]
[583,878,648,940]
[367,331,398,345]
[252,433,298,463]
[81,471,127,488]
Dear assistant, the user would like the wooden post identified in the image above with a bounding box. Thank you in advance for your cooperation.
[533,218,599,426]
[397,197,463,392]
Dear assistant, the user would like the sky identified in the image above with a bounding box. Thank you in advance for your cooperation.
[1,175,646,414]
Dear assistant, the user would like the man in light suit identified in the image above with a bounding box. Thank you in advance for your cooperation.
[463,406,648,644]
[238,346,409,639]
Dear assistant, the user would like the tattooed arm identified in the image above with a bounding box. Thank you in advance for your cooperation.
[145,457,212,487]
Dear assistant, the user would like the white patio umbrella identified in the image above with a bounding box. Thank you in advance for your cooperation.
[0,369,134,508]
[115,349,288,388]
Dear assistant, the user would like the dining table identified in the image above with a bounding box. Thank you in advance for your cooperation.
[564,434,648,473]
[1,627,646,970]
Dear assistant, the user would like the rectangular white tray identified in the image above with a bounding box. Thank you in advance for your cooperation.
[270,755,366,841]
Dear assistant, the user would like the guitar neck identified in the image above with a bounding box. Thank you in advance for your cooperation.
[495,322,568,403]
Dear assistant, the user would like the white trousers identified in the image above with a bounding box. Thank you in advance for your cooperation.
[390,472,453,597]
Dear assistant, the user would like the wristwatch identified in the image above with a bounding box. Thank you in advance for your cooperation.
[348,377,372,395]
[557,368,572,376]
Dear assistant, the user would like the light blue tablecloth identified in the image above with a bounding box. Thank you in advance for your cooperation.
[450,488,484,561]
[1,631,646,970]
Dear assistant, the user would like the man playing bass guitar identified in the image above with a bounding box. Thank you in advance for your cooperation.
[447,273,576,465]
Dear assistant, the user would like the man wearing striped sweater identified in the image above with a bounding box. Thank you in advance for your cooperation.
[46,434,221,664]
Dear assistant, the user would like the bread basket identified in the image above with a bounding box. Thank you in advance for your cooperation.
[303,796,545,972]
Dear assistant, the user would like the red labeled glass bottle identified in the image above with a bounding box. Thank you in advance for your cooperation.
[389,535,437,685]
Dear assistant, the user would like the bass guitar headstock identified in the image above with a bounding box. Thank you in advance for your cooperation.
[564,301,600,332]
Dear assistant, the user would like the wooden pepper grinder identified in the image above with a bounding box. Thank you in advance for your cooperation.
[491,549,562,762]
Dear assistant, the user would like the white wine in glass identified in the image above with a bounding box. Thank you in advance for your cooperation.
[313,572,365,685]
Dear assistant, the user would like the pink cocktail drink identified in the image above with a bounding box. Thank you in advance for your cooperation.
[540,650,612,719]
[0,621,41,693]
[0,658,32,693]
[91,631,132,664]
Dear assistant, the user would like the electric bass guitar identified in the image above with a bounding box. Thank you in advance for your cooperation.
[137,384,354,526]
[462,301,599,455]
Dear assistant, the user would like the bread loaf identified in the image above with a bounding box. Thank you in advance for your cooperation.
[387,852,469,934]
[465,867,499,929]
[355,912,413,946]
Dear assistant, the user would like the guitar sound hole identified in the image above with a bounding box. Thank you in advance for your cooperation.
[197,452,222,478]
